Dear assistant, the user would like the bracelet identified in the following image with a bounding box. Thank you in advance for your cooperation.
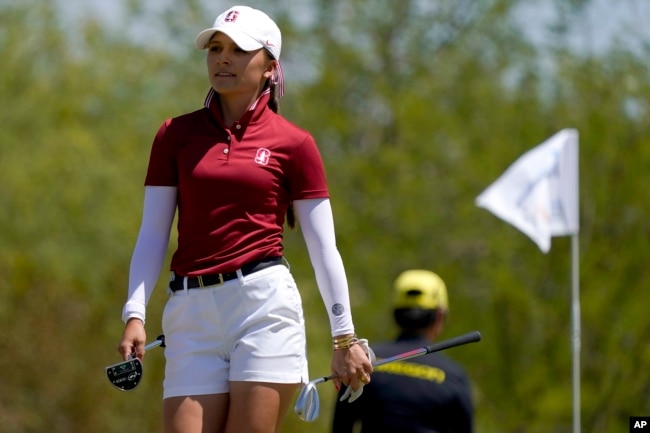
[333,334,359,350]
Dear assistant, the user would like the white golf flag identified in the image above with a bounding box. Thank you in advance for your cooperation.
[476,128,579,253]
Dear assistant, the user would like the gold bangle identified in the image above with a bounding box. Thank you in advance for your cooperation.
[333,334,359,350]
[333,333,356,341]
[332,334,356,345]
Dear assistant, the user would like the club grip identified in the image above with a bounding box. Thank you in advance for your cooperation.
[424,330,482,354]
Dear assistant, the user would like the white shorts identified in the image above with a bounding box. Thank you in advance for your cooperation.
[161,263,309,399]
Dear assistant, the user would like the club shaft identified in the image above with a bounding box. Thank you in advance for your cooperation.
[317,331,481,381]
[373,330,482,367]
[128,335,165,359]
[144,339,163,351]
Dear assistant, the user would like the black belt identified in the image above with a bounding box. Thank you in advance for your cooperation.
[169,257,283,292]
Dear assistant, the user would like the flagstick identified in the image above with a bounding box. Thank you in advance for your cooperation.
[571,233,581,433]
[474,128,580,430]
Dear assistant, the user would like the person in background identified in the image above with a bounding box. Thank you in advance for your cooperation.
[116,5,372,433]
[332,269,474,433]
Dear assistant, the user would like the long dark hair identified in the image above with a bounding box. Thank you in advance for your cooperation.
[268,79,280,114]
[264,52,294,228]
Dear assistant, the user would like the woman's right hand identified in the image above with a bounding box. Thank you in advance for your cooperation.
[117,318,147,361]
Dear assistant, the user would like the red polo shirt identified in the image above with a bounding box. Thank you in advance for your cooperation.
[145,90,329,276]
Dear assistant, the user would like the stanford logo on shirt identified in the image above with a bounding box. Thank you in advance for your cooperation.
[225,11,239,22]
[254,148,271,165]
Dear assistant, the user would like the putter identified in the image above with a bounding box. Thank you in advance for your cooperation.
[105,334,165,391]
[294,330,482,422]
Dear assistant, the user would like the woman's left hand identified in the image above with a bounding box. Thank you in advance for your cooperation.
[331,339,374,401]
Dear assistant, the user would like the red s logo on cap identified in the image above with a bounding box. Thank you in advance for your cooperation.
[225,11,239,22]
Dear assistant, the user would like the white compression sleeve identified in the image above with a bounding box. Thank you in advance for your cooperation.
[121,186,177,324]
[294,198,355,336]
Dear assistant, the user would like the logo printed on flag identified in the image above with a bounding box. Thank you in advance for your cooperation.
[475,128,579,253]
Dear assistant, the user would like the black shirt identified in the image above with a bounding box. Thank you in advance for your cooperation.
[332,335,473,433]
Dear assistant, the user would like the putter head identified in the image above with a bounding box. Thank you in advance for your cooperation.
[105,358,143,391]
[294,380,321,422]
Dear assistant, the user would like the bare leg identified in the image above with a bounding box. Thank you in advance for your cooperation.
[225,382,299,433]
[164,394,229,433]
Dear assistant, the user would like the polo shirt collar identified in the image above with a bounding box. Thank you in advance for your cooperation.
[203,88,271,129]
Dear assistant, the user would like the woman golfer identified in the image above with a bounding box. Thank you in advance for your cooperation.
[116,5,372,433]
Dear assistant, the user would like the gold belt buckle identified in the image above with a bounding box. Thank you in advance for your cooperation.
[197,274,224,288]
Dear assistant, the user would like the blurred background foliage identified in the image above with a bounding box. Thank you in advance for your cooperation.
[1,0,648,432]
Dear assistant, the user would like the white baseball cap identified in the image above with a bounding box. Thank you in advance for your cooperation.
[194,5,282,60]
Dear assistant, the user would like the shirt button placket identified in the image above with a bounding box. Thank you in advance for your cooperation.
[224,134,231,156]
